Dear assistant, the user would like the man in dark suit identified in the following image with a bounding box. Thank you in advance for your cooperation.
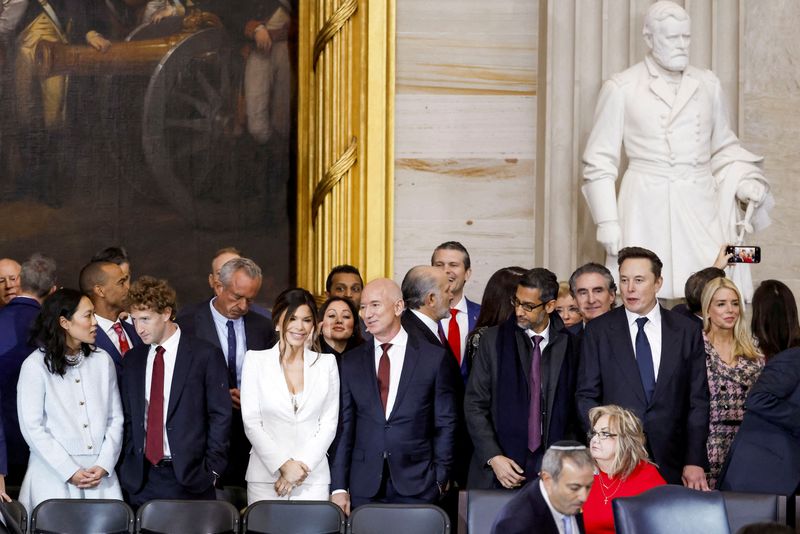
[330,278,459,515]
[400,266,453,350]
[79,261,142,378]
[671,266,726,327]
[177,257,275,487]
[576,246,709,488]
[465,268,580,489]
[0,259,21,308]
[119,276,231,509]
[0,253,56,486]
[491,441,594,534]
[432,242,480,381]
[567,262,617,335]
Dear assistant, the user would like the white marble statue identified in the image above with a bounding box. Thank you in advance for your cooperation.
[582,0,773,300]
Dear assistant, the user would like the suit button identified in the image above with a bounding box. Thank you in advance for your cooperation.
[79,401,85,406]
[138,448,143,453]
[87,445,93,450]
[75,378,80,383]
[384,425,390,430]
[83,423,89,428]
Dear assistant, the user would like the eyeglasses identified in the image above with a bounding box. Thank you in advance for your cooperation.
[511,296,546,313]
[587,430,618,441]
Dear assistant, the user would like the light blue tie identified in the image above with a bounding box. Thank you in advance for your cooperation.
[562,515,573,534]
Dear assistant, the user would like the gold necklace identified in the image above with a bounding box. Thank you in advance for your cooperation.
[598,472,624,505]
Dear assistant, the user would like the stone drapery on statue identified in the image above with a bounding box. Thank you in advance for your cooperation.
[581,1,772,300]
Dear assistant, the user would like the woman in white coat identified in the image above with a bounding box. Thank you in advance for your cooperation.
[241,288,339,503]
[18,289,123,513]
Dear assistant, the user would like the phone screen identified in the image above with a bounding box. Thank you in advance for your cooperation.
[726,246,761,264]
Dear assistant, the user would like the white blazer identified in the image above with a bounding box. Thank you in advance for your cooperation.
[240,345,339,485]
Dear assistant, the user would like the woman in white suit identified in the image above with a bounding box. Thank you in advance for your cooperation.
[18,289,123,513]
[241,288,339,502]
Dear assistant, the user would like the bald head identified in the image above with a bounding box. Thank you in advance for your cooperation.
[361,278,404,342]
[209,249,241,290]
[402,265,453,321]
[0,258,22,305]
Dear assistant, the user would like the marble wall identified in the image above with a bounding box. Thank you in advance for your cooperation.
[394,0,800,301]
[393,0,539,301]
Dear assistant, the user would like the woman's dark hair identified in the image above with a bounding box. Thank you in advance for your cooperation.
[751,279,800,360]
[30,288,93,376]
[319,296,364,345]
[273,288,321,357]
[473,266,528,331]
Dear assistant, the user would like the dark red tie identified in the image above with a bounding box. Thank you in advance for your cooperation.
[447,309,461,365]
[377,343,391,413]
[145,345,165,465]
[112,322,131,356]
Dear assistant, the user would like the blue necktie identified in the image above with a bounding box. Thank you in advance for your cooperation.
[562,516,573,534]
[635,317,655,403]
[226,320,237,388]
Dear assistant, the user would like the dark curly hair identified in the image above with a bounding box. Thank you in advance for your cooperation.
[128,276,178,320]
[30,288,94,376]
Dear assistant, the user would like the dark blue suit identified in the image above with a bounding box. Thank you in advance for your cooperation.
[438,298,480,381]
[94,319,142,379]
[719,347,800,494]
[176,298,275,486]
[0,296,40,483]
[118,332,231,504]
[576,306,709,484]
[330,331,459,505]
[491,478,585,534]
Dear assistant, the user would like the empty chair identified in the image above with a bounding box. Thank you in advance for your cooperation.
[242,500,345,534]
[31,499,133,534]
[612,485,731,534]
[457,490,517,534]
[135,500,239,534]
[722,493,787,534]
[349,504,449,534]
[1,500,28,534]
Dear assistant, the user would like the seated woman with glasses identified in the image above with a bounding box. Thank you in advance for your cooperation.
[582,405,665,534]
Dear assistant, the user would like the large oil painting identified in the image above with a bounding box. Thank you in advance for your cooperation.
[0,0,296,305]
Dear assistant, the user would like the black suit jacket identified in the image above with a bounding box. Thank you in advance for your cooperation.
[719,347,800,494]
[94,318,143,379]
[330,331,460,499]
[118,332,231,495]
[576,306,709,484]
[176,298,276,353]
[401,310,454,358]
[491,477,585,534]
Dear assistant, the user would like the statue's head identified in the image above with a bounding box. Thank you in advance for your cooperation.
[643,1,691,73]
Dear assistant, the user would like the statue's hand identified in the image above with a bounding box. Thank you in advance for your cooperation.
[736,179,767,205]
[596,221,621,257]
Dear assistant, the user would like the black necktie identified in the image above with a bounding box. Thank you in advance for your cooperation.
[635,317,656,403]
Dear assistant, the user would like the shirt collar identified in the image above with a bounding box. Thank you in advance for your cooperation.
[95,313,119,335]
[373,325,408,351]
[539,479,569,524]
[410,309,441,338]
[452,295,468,313]
[154,324,181,354]
[625,303,662,328]
[526,319,551,343]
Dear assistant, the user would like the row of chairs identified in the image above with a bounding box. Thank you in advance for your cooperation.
[3,499,450,534]
[459,485,794,534]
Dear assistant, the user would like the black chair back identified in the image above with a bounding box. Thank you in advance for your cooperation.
[0,500,27,534]
[135,500,239,534]
[612,485,731,534]
[457,490,517,534]
[722,492,787,534]
[348,504,449,534]
[242,500,345,533]
[31,499,134,534]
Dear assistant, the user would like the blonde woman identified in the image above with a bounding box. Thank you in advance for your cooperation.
[583,405,665,534]
[241,288,339,503]
[701,277,763,488]
[555,281,582,329]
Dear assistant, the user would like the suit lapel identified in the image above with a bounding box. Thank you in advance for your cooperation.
[609,309,648,405]
[296,349,320,413]
[515,328,532,393]
[389,337,420,421]
[130,346,149,440]
[95,326,122,364]
[650,75,675,108]
[122,320,142,347]
[652,307,680,401]
[243,314,257,350]
[166,335,191,421]
[362,342,384,419]
[669,70,699,122]
[196,302,222,349]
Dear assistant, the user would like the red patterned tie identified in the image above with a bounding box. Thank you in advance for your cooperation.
[447,309,461,365]
[112,322,130,356]
[145,345,165,465]
[377,343,391,414]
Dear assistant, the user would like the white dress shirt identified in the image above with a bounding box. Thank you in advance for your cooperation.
[411,309,442,341]
[624,305,663,378]
[540,480,579,534]
[95,314,128,354]
[144,326,181,457]
[439,295,469,360]
[209,298,247,388]
[374,328,408,418]
[525,322,551,354]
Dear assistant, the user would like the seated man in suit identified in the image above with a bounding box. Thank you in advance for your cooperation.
[177,256,275,487]
[465,268,579,489]
[119,276,231,509]
[567,263,617,334]
[576,246,709,489]
[432,241,480,380]
[400,265,453,350]
[79,261,142,379]
[330,278,459,515]
[0,259,20,308]
[0,253,57,487]
[491,441,594,534]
